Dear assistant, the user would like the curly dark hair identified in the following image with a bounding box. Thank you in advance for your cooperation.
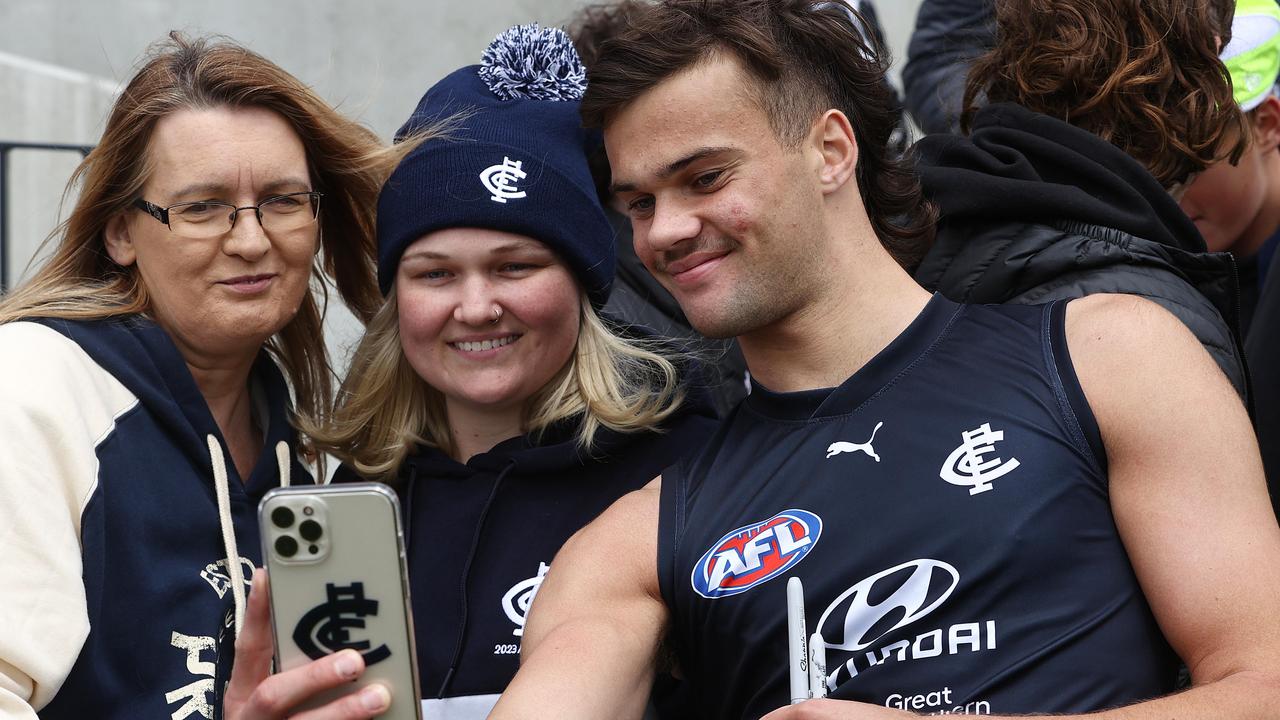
[963,0,1248,188]
[579,0,936,269]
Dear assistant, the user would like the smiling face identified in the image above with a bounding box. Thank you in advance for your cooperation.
[395,228,581,419]
[106,106,317,359]
[605,53,833,340]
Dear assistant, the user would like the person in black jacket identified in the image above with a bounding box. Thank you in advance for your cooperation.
[1177,0,1280,497]
[902,0,990,136]
[311,24,716,718]
[911,0,1251,399]
[907,0,1280,510]
[1250,251,1280,500]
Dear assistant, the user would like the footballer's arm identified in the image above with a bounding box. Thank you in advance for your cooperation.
[763,294,1280,720]
[1065,294,1280,718]
[490,480,668,720]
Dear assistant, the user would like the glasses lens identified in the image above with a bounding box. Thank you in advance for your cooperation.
[259,193,319,234]
[168,202,235,239]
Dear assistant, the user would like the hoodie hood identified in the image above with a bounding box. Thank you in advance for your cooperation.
[404,420,598,480]
[403,372,717,481]
[914,102,1205,252]
[35,315,309,638]
[15,314,313,717]
[34,315,307,497]
[912,102,1248,400]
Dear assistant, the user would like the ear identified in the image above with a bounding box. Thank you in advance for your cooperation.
[104,213,138,267]
[811,109,859,195]
[1251,95,1280,153]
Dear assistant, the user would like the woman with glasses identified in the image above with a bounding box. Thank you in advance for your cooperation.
[0,33,417,719]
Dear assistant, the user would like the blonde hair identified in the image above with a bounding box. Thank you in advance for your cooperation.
[0,33,426,446]
[307,290,687,481]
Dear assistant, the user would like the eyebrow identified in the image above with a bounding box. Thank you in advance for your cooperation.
[399,251,448,263]
[611,146,737,194]
[399,240,552,263]
[167,176,312,202]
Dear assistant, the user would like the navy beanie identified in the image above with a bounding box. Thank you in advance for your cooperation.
[376,24,616,306]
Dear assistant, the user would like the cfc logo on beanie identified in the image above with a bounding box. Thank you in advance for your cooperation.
[481,157,529,203]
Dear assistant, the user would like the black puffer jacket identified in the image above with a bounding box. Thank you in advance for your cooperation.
[1248,246,1280,506]
[914,103,1247,397]
[902,0,992,135]
[602,207,750,417]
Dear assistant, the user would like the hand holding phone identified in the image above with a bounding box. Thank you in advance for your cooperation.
[257,483,421,720]
[222,568,393,719]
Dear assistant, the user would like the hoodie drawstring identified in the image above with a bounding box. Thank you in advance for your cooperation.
[208,435,294,637]
[437,459,516,698]
[275,440,292,488]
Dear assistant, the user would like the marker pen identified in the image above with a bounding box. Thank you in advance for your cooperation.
[787,577,809,704]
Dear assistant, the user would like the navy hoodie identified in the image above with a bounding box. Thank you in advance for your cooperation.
[0,317,312,719]
[334,394,718,718]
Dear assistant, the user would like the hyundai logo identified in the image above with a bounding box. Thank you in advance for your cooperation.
[816,559,959,652]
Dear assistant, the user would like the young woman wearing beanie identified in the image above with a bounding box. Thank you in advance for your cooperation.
[223,24,718,719]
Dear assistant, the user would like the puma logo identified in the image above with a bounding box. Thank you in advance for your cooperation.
[826,421,884,462]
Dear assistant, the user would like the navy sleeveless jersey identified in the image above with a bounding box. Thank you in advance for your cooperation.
[657,295,1178,719]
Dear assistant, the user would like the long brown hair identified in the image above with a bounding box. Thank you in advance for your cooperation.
[0,32,421,443]
[579,0,936,269]
[963,0,1248,187]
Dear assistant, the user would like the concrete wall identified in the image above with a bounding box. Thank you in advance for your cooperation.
[0,0,924,364]
[0,51,116,290]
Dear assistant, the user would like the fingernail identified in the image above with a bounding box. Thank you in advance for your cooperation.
[360,684,390,712]
[335,650,361,679]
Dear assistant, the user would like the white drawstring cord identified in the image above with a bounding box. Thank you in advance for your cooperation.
[208,434,247,636]
[275,441,291,488]
[209,437,297,637]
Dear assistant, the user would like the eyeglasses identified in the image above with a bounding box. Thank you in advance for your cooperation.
[132,191,323,239]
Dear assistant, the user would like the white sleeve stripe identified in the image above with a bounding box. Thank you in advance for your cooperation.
[0,321,140,712]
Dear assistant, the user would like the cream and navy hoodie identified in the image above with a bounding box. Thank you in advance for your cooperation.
[0,317,312,720]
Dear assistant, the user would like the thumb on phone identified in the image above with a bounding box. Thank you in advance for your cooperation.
[223,568,276,711]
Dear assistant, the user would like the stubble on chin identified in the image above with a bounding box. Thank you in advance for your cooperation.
[682,284,788,340]
[690,256,819,339]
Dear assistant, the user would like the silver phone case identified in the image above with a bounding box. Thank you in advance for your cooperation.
[259,483,422,719]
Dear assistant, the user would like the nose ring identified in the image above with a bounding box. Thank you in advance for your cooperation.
[490,305,502,324]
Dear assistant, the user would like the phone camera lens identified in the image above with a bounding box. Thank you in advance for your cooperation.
[309,544,319,555]
[275,535,298,558]
[271,506,295,529]
[299,519,323,542]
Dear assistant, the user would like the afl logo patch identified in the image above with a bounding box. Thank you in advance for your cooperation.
[691,509,823,599]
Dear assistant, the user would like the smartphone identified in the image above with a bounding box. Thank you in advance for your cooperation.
[259,483,422,719]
